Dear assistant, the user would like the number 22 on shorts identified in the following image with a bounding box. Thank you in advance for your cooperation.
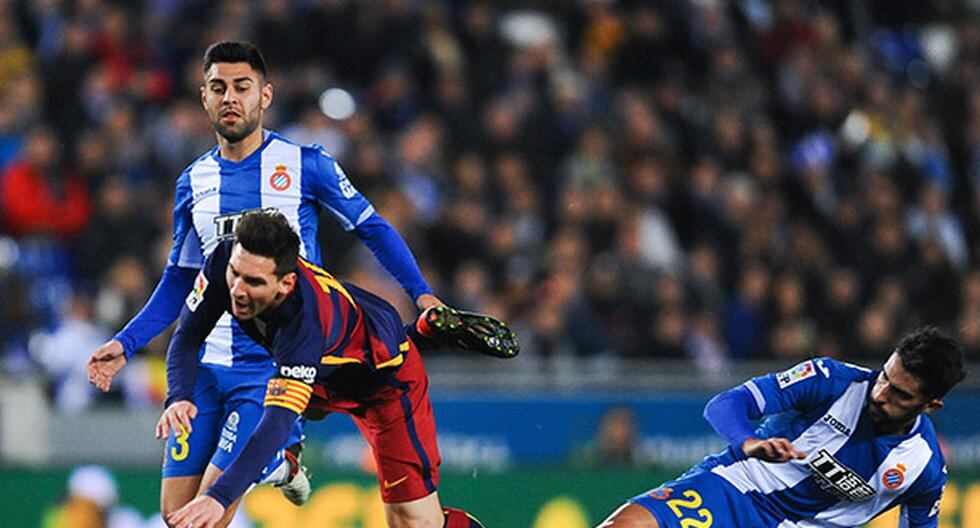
[666,489,713,528]
[170,425,191,462]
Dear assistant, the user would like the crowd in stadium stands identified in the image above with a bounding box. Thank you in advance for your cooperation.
[0,0,978,408]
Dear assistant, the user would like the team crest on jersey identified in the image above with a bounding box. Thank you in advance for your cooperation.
[777,360,817,389]
[648,488,672,500]
[882,464,906,489]
[270,164,292,191]
[185,271,208,312]
[267,379,289,397]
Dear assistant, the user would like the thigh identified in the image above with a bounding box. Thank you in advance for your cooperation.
[628,471,757,528]
[356,344,441,504]
[598,503,661,528]
[162,369,222,478]
[383,491,443,528]
[208,381,305,475]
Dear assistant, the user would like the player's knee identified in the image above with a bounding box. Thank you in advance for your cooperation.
[598,503,660,528]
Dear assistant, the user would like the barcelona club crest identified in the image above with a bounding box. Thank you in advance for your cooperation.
[270,164,291,191]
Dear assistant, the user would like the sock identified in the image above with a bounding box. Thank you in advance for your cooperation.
[443,507,484,528]
[259,450,290,485]
[415,307,438,339]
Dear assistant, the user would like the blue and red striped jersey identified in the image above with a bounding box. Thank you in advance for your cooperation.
[167,239,409,412]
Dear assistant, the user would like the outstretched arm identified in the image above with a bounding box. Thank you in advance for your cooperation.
[703,385,806,462]
[87,264,198,391]
[354,212,439,308]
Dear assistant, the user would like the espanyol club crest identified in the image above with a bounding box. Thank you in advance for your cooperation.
[270,164,291,191]
[882,464,906,489]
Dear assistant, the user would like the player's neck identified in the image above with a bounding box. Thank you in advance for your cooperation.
[218,128,265,162]
[873,416,917,436]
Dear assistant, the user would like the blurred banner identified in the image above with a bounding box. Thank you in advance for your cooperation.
[7,467,980,528]
[304,390,980,469]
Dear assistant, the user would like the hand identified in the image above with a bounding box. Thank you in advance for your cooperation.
[87,340,127,392]
[415,293,444,312]
[167,494,225,528]
[156,401,198,440]
[742,437,807,463]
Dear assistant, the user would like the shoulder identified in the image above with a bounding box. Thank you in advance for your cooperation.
[775,358,874,387]
[179,148,219,179]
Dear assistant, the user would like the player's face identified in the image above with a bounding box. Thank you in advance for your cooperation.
[201,62,272,143]
[226,244,295,320]
[867,354,942,433]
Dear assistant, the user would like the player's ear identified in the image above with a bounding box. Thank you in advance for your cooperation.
[200,84,207,109]
[261,81,273,111]
[923,399,944,414]
[278,270,296,294]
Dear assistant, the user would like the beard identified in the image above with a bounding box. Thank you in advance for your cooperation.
[212,111,260,143]
[866,400,918,433]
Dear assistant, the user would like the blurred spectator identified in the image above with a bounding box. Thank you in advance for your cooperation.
[572,406,642,468]
[30,293,109,411]
[1,125,90,239]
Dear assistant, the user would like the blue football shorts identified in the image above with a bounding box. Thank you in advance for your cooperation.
[629,468,769,528]
[162,363,305,479]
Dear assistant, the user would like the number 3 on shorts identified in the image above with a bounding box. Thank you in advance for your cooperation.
[170,425,191,462]
[666,489,713,528]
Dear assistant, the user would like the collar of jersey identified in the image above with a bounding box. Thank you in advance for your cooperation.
[210,129,277,169]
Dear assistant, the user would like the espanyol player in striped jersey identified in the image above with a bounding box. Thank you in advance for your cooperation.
[83,41,516,527]
[601,327,967,528]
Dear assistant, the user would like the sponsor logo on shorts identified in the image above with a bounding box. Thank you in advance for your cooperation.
[279,364,317,384]
[808,449,875,501]
[648,488,672,500]
[383,475,409,489]
[777,360,817,389]
[882,464,906,490]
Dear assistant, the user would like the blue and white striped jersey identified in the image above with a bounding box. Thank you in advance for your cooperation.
[169,130,374,368]
[704,358,947,528]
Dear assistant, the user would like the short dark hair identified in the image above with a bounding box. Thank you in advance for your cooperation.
[203,41,268,79]
[234,211,299,277]
[895,326,967,400]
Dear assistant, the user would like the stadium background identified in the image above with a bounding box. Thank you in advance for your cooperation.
[1,0,979,526]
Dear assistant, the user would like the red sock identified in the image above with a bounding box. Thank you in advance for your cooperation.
[416,308,437,339]
[443,507,484,528]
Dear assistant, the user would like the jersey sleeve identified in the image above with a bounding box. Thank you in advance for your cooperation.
[308,147,374,231]
[742,358,850,416]
[167,171,204,267]
[164,242,231,405]
[899,465,946,528]
[263,310,326,415]
[114,172,201,357]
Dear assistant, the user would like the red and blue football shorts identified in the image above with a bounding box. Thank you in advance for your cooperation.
[306,338,441,503]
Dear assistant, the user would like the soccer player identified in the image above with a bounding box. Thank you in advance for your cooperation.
[163,211,485,528]
[86,41,514,526]
[599,327,967,528]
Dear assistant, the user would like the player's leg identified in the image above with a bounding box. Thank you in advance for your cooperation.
[211,375,311,504]
[597,503,661,528]
[160,368,223,521]
[358,340,483,527]
[609,470,759,528]
[408,305,519,358]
